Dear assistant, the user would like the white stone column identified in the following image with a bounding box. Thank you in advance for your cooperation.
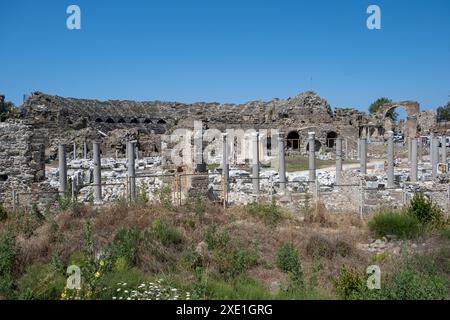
[58,144,67,195]
[441,136,447,164]
[411,138,418,182]
[252,132,260,195]
[308,132,316,182]
[360,138,367,174]
[387,131,394,188]
[278,132,286,192]
[93,142,102,203]
[335,136,343,185]
[127,141,136,201]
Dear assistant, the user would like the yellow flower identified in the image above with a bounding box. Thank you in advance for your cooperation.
[99,260,105,267]
[95,271,101,278]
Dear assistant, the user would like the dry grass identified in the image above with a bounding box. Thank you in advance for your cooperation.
[2,197,446,299]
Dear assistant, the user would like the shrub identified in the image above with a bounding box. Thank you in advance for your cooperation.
[246,201,282,227]
[230,242,260,277]
[205,225,230,250]
[186,195,207,217]
[108,227,142,267]
[368,210,422,239]
[381,255,449,300]
[157,186,173,209]
[276,243,304,293]
[151,218,182,246]
[407,193,444,226]
[18,264,65,300]
[31,203,45,221]
[306,235,335,259]
[0,230,18,298]
[0,204,7,222]
[276,243,300,274]
[333,266,365,300]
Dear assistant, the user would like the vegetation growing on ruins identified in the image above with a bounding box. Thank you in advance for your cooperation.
[368,97,398,122]
[369,193,448,240]
[0,100,15,122]
[437,101,450,122]
[0,196,448,300]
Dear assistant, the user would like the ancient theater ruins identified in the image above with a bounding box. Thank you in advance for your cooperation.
[0,91,448,215]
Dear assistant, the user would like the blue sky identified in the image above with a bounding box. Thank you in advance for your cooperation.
[1,0,449,112]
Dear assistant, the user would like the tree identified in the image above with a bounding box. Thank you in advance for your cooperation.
[0,100,15,121]
[369,97,398,122]
[437,101,450,122]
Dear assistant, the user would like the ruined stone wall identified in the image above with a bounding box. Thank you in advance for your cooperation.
[0,120,51,207]
[417,110,437,134]
[16,91,370,159]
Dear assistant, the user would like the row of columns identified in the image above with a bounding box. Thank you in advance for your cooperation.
[60,133,447,205]
[58,141,137,204]
[363,132,448,186]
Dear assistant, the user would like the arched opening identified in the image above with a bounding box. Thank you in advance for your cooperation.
[95,118,103,123]
[157,119,167,124]
[306,140,322,152]
[106,117,115,123]
[117,118,126,123]
[326,131,338,148]
[130,118,139,124]
[266,137,272,156]
[286,131,300,150]
[383,106,408,142]
[143,119,152,124]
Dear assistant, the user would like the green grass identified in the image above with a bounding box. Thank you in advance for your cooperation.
[440,227,450,240]
[246,202,283,227]
[284,156,357,172]
[368,210,423,239]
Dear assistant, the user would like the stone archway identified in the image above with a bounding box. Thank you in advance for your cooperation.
[376,101,420,139]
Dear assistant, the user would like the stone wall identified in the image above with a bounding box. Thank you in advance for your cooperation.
[16,91,364,160]
[0,120,51,208]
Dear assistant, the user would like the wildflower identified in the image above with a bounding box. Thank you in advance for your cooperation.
[99,260,105,267]
[95,271,101,278]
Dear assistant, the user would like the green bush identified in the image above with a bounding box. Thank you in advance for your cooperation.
[276,243,305,293]
[276,243,300,274]
[18,264,65,300]
[246,201,282,227]
[368,210,422,239]
[230,242,260,277]
[0,204,7,222]
[381,255,449,300]
[108,227,142,267]
[0,230,18,298]
[407,193,444,226]
[151,218,182,246]
[333,266,366,300]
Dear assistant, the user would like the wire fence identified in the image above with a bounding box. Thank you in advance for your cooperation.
[8,170,450,219]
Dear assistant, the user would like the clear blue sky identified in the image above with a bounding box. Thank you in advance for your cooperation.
[1,0,449,112]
